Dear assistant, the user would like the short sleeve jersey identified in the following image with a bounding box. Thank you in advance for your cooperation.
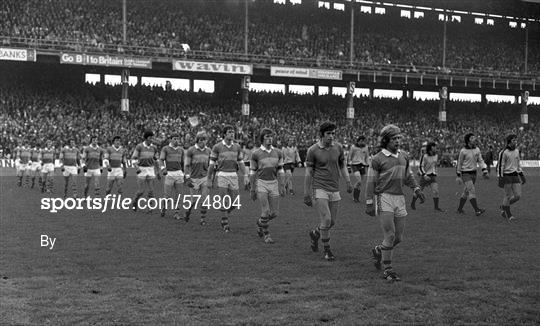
[250,147,284,181]
[105,146,126,168]
[84,146,104,169]
[132,143,159,167]
[186,145,211,179]
[160,145,183,172]
[61,146,80,166]
[210,141,243,173]
[40,147,56,164]
[18,147,32,164]
[305,142,345,192]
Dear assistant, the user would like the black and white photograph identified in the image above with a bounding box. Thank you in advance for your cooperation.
[1,0,539,324]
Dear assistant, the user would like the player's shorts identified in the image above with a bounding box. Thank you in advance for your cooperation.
[165,170,184,186]
[41,163,55,174]
[137,166,155,179]
[107,167,124,179]
[217,172,239,191]
[461,171,477,184]
[191,177,207,191]
[314,188,341,202]
[419,174,437,188]
[29,161,40,172]
[376,193,407,218]
[256,179,279,197]
[63,166,78,177]
[351,164,366,175]
[85,168,101,177]
[502,172,520,185]
[283,163,295,173]
[16,161,28,172]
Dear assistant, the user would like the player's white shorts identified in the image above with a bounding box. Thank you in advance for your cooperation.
[377,193,407,218]
[137,166,155,179]
[29,162,40,172]
[42,163,55,174]
[63,166,78,177]
[16,161,28,172]
[257,179,279,197]
[165,170,184,186]
[217,172,239,191]
[314,189,341,202]
[85,168,101,177]
[107,167,123,179]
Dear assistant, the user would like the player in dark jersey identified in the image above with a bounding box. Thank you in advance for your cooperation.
[82,136,105,197]
[60,139,81,198]
[105,136,127,196]
[207,125,248,232]
[250,128,285,244]
[184,131,212,225]
[159,134,184,219]
[132,131,160,212]
[39,140,56,193]
[304,122,353,261]
[15,142,32,187]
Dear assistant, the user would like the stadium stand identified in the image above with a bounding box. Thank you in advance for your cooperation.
[1,83,538,160]
[1,0,539,75]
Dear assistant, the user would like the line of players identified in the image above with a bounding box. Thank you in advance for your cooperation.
[12,123,526,282]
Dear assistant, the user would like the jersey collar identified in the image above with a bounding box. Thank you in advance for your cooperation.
[382,148,399,158]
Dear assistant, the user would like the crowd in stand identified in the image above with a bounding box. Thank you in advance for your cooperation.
[1,83,539,162]
[1,0,538,74]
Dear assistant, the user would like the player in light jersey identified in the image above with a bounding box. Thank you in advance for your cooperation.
[104,136,127,196]
[250,128,285,244]
[456,133,488,216]
[132,131,160,212]
[282,137,301,196]
[15,142,32,187]
[159,134,184,219]
[497,134,525,220]
[242,140,254,191]
[185,131,212,225]
[82,136,104,197]
[207,125,248,232]
[59,139,81,198]
[348,136,370,202]
[29,143,41,189]
[411,142,444,212]
[366,124,425,282]
[304,122,353,261]
[38,140,56,193]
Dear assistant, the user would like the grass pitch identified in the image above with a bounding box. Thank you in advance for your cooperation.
[1,168,539,325]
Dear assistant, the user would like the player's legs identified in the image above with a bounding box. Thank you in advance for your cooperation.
[162,175,174,217]
[509,183,522,205]
[84,176,92,197]
[431,182,442,211]
[314,196,335,260]
[352,170,362,202]
[218,186,231,231]
[132,176,146,211]
[16,164,23,186]
[172,179,184,219]
[378,211,396,273]
[199,182,209,225]
[105,178,115,195]
[144,177,155,212]
[257,191,271,240]
[285,169,293,194]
